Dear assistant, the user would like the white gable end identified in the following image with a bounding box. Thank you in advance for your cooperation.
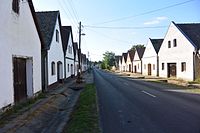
[142,39,159,76]
[121,56,127,71]
[158,22,195,81]
[65,33,75,78]
[133,51,140,61]
[0,0,42,109]
[126,53,133,72]
[133,51,142,73]
[143,40,157,58]
[48,17,64,85]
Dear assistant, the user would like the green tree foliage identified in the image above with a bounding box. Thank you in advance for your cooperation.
[130,44,145,51]
[101,51,115,70]
[101,62,106,69]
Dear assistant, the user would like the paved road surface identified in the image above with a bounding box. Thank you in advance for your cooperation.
[94,69,200,133]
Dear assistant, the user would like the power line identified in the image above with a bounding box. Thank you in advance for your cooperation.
[61,0,79,23]
[85,28,132,44]
[68,0,80,21]
[58,0,78,29]
[84,25,168,29]
[94,0,195,25]
[58,0,80,43]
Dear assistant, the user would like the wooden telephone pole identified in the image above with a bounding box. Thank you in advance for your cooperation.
[77,21,83,83]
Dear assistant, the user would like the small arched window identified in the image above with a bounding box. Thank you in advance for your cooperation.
[51,62,55,75]
[67,64,70,72]
[173,39,177,47]
[56,30,59,42]
[12,0,20,14]
[168,41,171,48]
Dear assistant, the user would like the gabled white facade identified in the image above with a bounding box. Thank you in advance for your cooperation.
[65,34,75,78]
[0,0,42,109]
[81,54,87,72]
[74,45,79,76]
[133,51,142,73]
[126,53,133,72]
[121,54,127,72]
[158,22,195,81]
[142,39,159,76]
[48,17,64,85]
[119,58,122,72]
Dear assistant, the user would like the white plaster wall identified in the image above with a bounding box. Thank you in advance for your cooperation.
[65,34,74,78]
[133,61,142,73]
[82,63,87,72]
[119,60,122,72]
[158,22,194,81]
[75,61,78,76]
[133,51,142,73]
[66,59,74,77]
[142,57,157,76]
[74,51,78,76]
[121,57,127,72]
[142,40,158,76]
[48,17,64,85]
[0,0,41,109]
[126,53,132,72]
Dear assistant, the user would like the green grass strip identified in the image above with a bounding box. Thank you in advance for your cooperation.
[64,84,100,133]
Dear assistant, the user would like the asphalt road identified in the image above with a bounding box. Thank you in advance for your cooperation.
[94,69,200,133]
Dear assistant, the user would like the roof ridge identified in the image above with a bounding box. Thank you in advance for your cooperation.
[176,23,200,25]
[36,11,59,50]
[174,21,200,49]
[150,38,163,40]
[36,10,59,13]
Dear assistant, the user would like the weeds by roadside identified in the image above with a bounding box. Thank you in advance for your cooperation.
[0,92,46,127]
[63,84,100,133]
[189,78,200,84]
[147,80,200,94]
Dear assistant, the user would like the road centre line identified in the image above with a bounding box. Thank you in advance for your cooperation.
[123,82,129,86]
[141,90,156,98]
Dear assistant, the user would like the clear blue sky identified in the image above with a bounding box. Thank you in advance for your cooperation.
[33,0,200,61]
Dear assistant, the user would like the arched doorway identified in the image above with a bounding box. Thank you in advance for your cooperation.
[148,64,152,75]
[71,64,74,77]
[129,64,131,72]
[57,61,63,83]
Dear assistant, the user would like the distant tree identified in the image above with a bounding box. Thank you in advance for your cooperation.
[101,62,106,69]
[101,51,115,70]
[130,44,145,51]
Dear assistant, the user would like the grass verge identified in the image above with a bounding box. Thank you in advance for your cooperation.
[147,80,200,94]
[63,84,100,133]
[189,78,200,84]
[185,88,200,94]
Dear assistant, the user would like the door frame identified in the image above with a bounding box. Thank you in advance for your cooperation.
[167,63,177,78]
[13,57,27,103]
[148,64,152,75]
[134,65,137,73]
[57,61,63,83]
[129,64,131,72]
[70,64,73,76]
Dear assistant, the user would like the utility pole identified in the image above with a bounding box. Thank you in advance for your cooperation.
[77,21,82,83]
[78,21,82,73]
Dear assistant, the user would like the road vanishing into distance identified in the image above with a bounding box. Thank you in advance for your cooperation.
[94,69,200,133]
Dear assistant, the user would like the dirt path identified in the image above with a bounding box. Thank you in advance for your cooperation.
[0,72,93,133]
